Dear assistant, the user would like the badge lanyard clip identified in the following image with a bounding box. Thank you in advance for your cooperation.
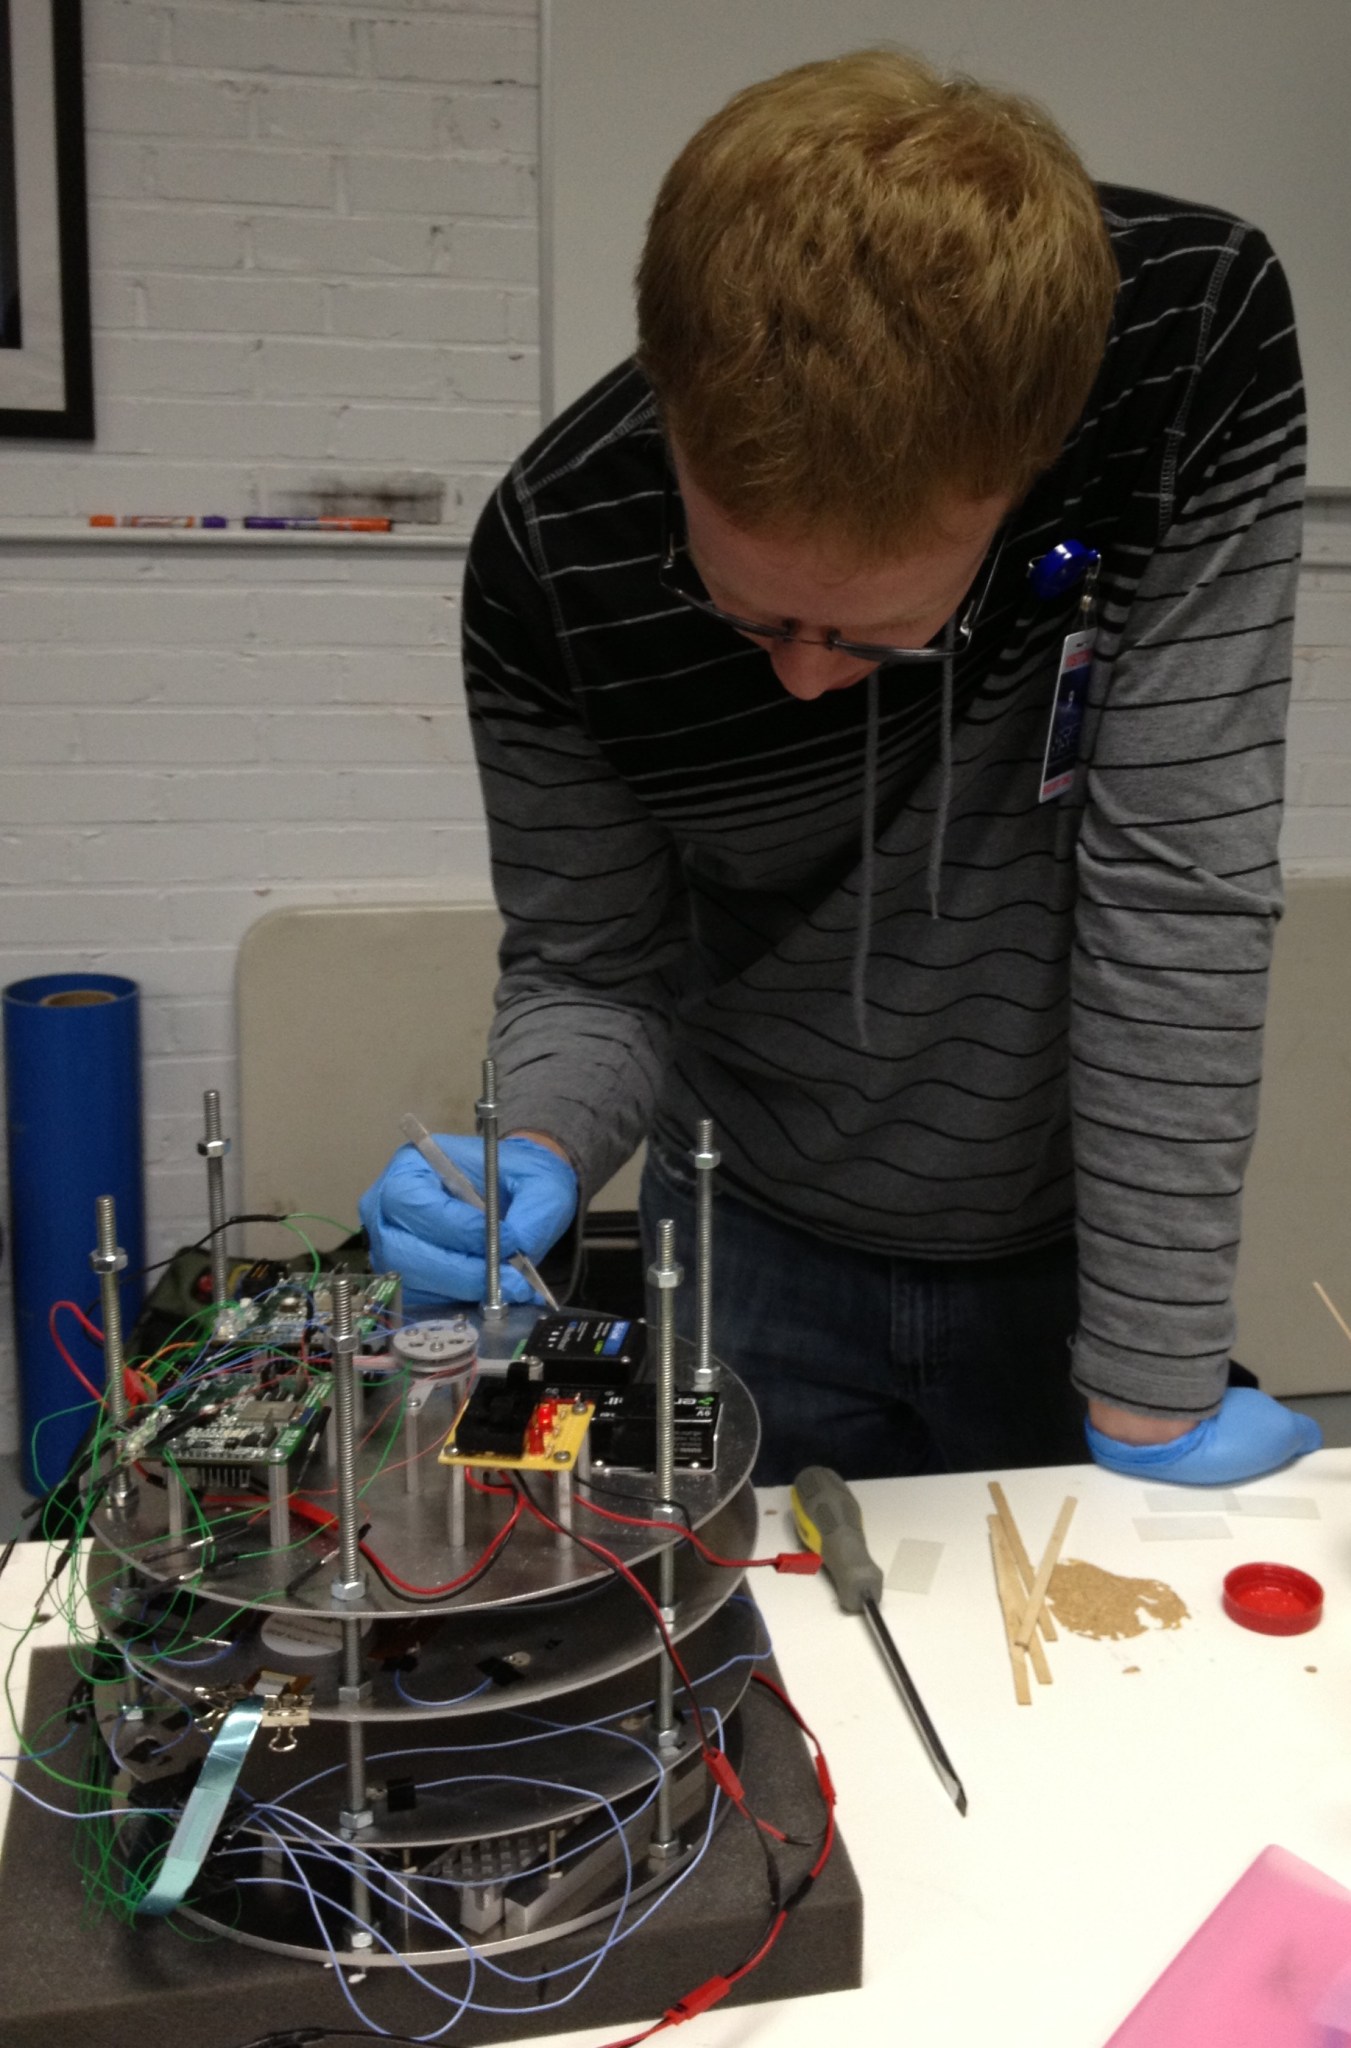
[1031,542,1100,803]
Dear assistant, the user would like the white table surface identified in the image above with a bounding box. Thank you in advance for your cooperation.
[5,1451,1351,2046]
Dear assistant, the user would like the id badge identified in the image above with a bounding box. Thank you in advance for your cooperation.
[1039,630,1094,801]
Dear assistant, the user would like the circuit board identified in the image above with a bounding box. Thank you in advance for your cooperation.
[144,1375,326,1490]
[439,1387,594,1472]
[212,1272,400,1349]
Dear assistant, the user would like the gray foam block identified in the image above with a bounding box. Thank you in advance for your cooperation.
[0,1648,862,2048]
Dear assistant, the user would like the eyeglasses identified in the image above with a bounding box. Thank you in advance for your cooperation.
[657,473,1005,667]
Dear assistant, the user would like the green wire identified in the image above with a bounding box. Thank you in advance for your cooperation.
[9,1229,402,1925]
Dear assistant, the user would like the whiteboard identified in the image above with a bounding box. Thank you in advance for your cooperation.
[543,0,1351,489]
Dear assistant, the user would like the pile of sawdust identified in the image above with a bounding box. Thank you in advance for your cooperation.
[1047,1557,1189,1641]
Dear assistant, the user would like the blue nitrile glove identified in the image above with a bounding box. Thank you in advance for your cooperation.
[1086,1386,1322,1486]
[359,1134,577,1309]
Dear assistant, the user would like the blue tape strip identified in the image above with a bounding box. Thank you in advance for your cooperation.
[136,1696,265,1917]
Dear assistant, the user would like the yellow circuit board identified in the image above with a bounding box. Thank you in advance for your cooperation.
[439,1397,594,1472]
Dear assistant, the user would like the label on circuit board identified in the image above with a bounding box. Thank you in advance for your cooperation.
[585,1389,720,1472]
[519,1314,645,1388]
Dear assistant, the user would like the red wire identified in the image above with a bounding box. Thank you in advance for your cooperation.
[594,1670,838,2047]
[575,1489,820,1575]
[510,1478,710,1751]
[49,1302,104,1403]
[56,1297,104,1343]
[203,1483,522,1599]
[49,1299,150,1410]
[358,1495,523,1597]
[512,1480,793,1843]
[466,1467,513,1494]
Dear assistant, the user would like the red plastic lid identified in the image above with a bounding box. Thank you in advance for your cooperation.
[1223,1562,1324,1635]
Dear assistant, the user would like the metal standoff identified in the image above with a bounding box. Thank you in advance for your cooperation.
[267,1457,291,1552]
[477,1057,506,1320]
[647,1218,683,1517]
[197,1089,231,1307]
[447,1459,467,1549]
[554,1464,574,1547]
[647,1216,684,1854]
[692,1118,720,1389]
[340,1622,375,1946]
[329,1274,367,1603]
[90,1194,135,1510]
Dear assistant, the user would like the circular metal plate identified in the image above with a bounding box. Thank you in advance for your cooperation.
[102,1485,760,1719]
[177,1711,747,1968]
[97,1597,764,1849]
[88,1346,758,1621]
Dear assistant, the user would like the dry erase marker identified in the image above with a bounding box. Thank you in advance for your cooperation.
[242,515,392,532]
[89,514,229,528]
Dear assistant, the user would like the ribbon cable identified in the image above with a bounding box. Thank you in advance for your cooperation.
[136,1696,265,1917]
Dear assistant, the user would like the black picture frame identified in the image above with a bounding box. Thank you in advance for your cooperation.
[0,0,92,439]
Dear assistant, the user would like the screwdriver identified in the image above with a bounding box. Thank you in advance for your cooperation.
[398,1114,561,1311]
[791,1464,968,1816]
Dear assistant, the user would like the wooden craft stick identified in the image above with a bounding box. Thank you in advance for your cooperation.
[988,1516,1032,1706]
[1013,1495,1077,1652]
[989,1514,1052,1688]
[1314,1281,1351,1351]
[988,1480,1058,1643]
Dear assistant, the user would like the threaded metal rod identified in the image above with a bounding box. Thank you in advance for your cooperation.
[198,1089,230,1306]
[647,1216,684,1855]
[330,1275,366,1600]
[692,1119,719,1389]
[93,1196,128,1431]
[342,1621,373,1942]
[655,1219,678,1525]
[478,1057,505,1317]
[91,1195,133,1509]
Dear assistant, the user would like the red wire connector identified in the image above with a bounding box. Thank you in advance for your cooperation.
[666,1974,734,2023]
[701,1747,746,1807]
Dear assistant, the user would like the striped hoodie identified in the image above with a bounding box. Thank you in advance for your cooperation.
[463,186,1305,1422]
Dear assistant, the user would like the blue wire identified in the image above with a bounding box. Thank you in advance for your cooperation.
[247,1738,652,1953]
[393,1671,493,1710]
[225,1826,478,2041]
[247,1704,727,2016]
[0,1724,75,1764]
[0,1768,178,1824]
[253,1769,637,2010]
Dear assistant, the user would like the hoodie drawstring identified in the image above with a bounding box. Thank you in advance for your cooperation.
[852,622,956,1046]
[850,668,881,1047]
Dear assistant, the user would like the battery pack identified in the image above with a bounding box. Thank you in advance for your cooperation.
[520,1313,646,1389]
[585,1388,720,1473]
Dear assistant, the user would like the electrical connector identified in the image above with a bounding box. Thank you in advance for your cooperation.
[666,1974,733,2023]
[701,1748,745,1805]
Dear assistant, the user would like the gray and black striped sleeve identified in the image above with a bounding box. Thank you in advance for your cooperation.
[1069,229,1305,1418]
[463,478,684,1202]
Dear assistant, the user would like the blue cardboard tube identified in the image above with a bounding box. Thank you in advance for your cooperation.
[4,973,145,1495]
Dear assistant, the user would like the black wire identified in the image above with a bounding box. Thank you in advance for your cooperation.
[359,1512,522,1607]
[510,1471,711,1745]
[574,1468,695,1534]
[230,2031,427,2048]
[82,1211,349,1319]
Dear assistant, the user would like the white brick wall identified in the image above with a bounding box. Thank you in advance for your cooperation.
[0,0,536,1452]
[1,0,1349,1460]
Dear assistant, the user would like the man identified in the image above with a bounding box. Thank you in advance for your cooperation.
[363,50,1318,1487]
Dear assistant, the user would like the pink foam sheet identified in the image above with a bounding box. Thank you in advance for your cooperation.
[1105,1845,1351,2046]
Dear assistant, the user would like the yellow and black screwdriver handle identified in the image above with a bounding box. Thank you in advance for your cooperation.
[791,1465,885,1616]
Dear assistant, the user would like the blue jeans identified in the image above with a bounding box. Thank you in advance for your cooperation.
[639,1146,1085,1485]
